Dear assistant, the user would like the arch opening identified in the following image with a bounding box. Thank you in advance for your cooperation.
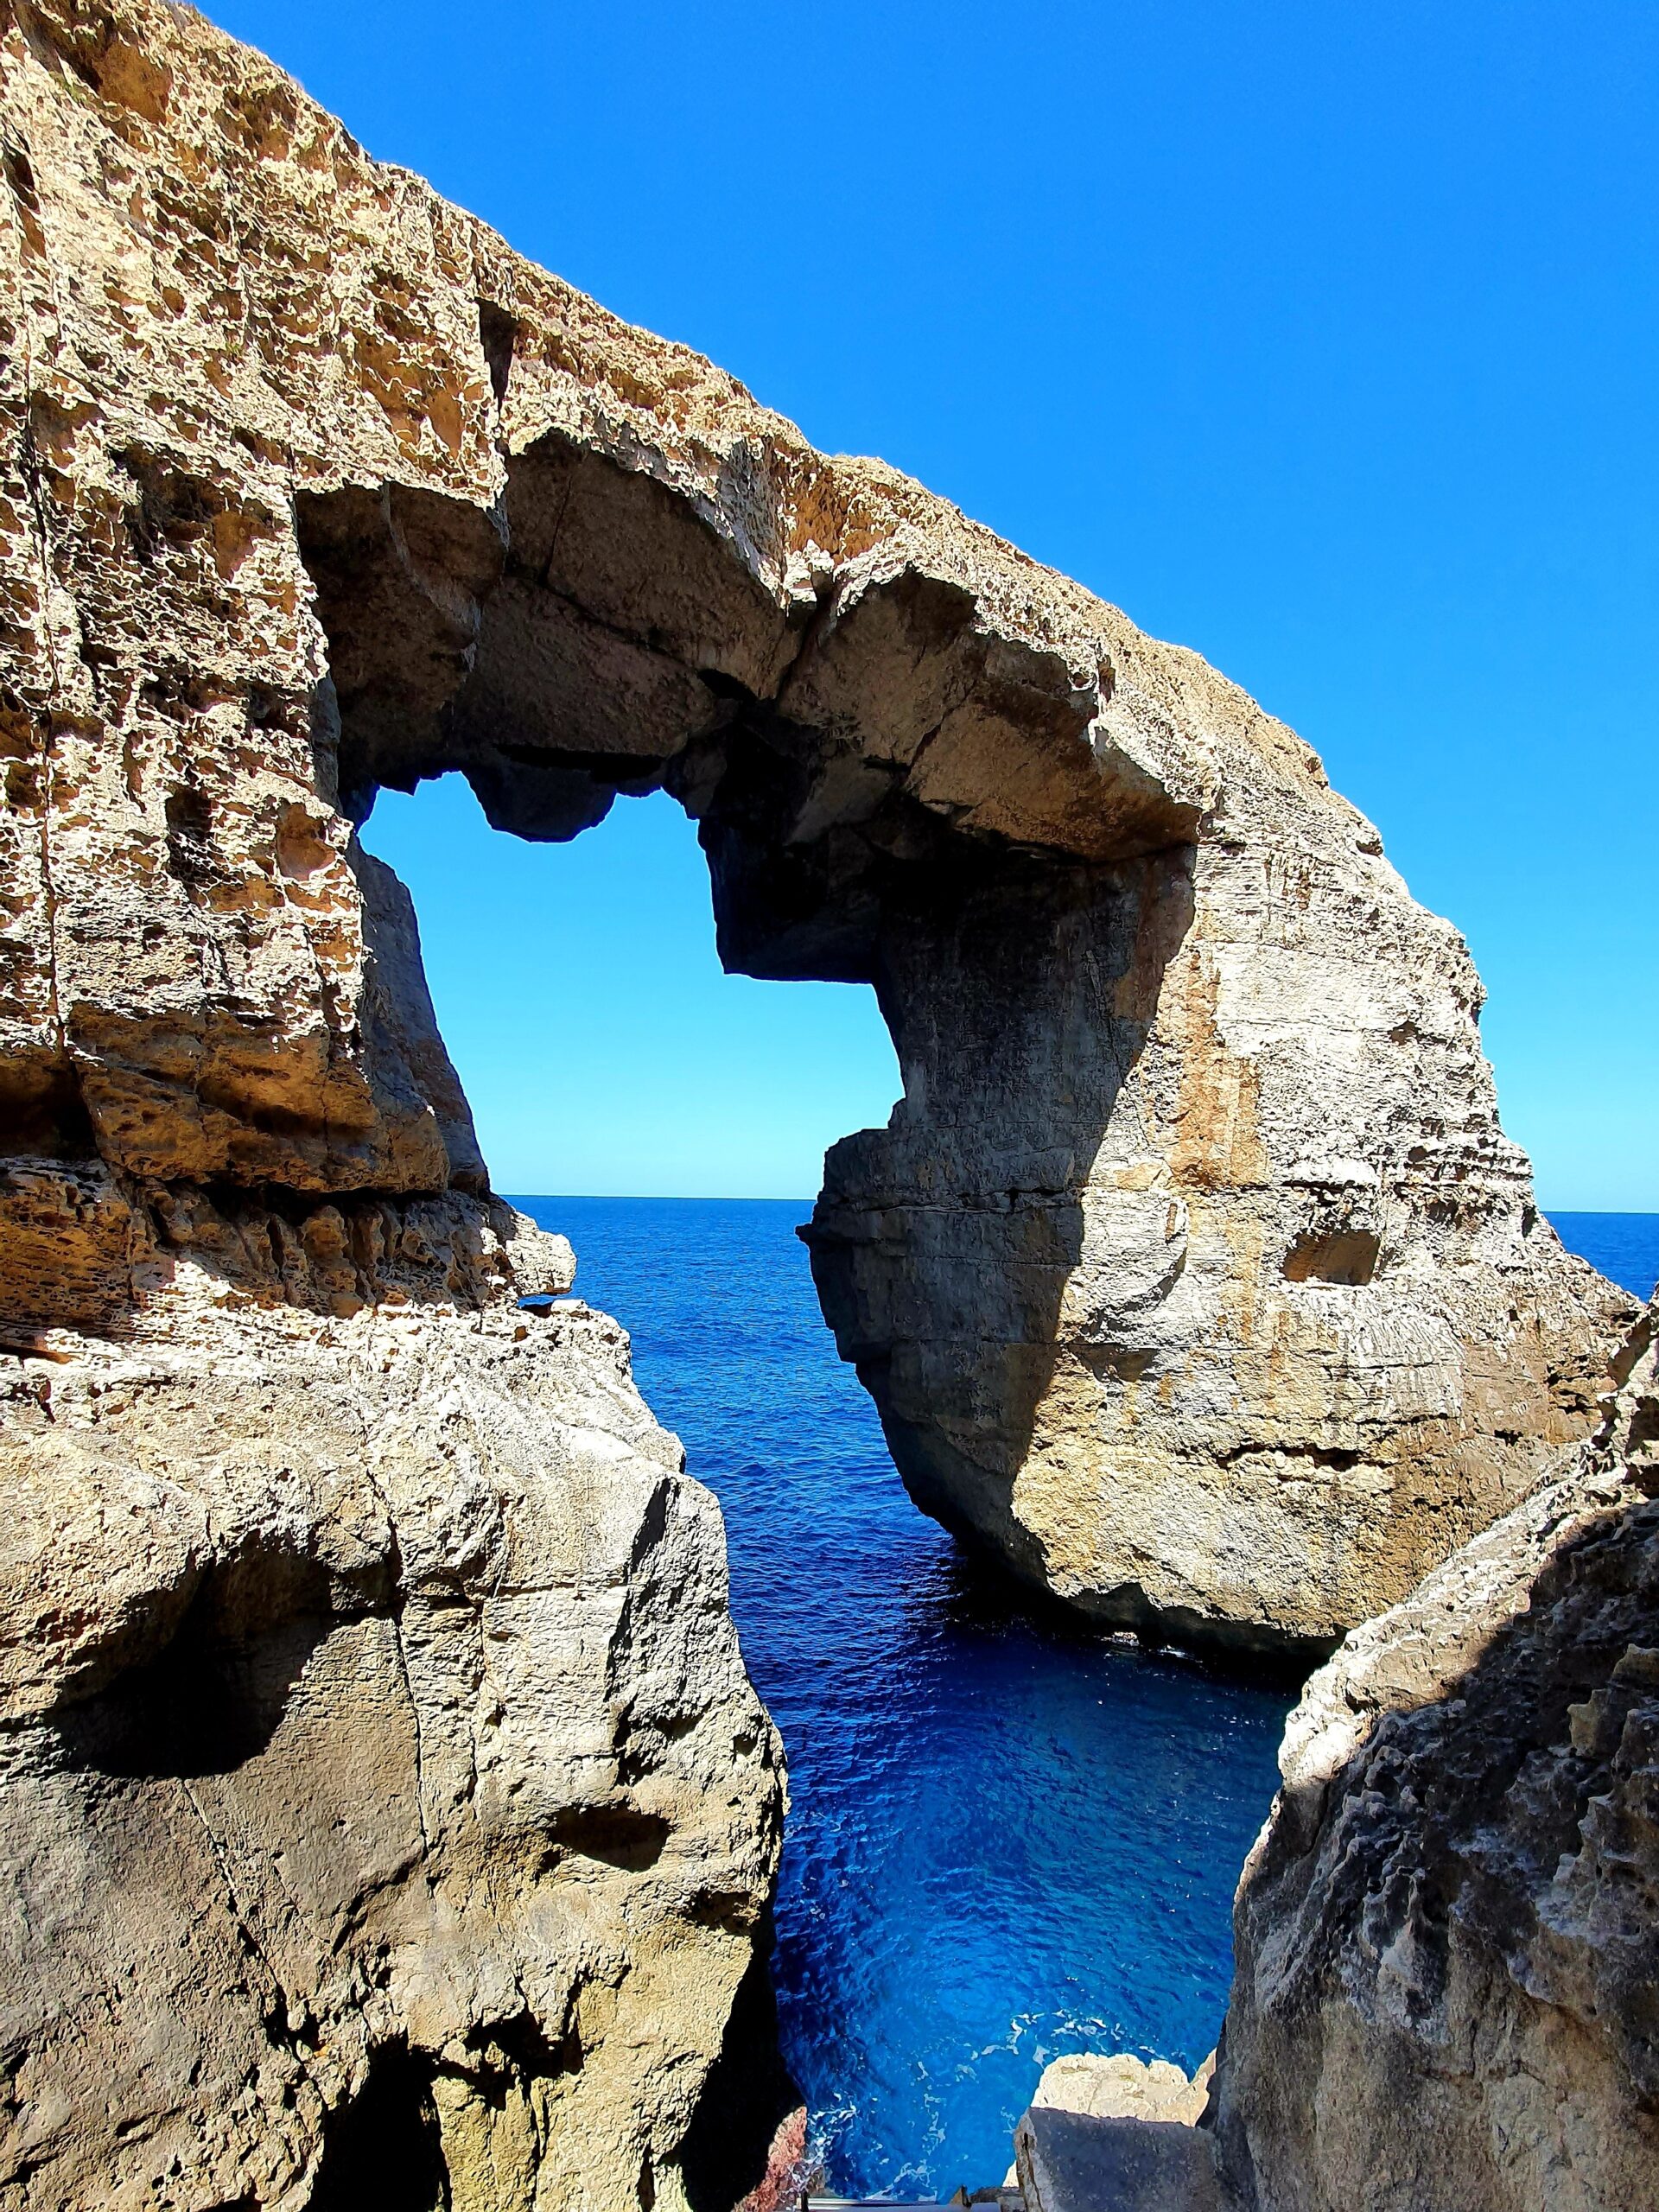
[356,778,902,1205]
[295,434,1196,1621]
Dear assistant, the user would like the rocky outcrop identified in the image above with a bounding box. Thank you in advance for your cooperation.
[1015,2056,1220,2212]
[1013,1306,1659,2209]
[0,0,1630,1669]
[1211,1297,1659,2210]
[0,3,1646,2202]
[0,1236,791,2212]
[1024,2053,1216,2132]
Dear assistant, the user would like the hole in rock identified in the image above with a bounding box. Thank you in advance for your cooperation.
[56,1548,354,1779]
[550,1803,671,1871]
[0,1065,97,1160]
[164,779,215,886]
[477,300,517,404]
[308,2042,449,2212]
[297,442,1282,2190]
[357,779,900,1200]
[1282,1227,1382,1286]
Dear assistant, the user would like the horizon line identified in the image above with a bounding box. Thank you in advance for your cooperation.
[502,1191,815,1205]
[499,1192,1656,1217]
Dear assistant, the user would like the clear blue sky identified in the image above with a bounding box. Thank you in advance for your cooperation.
[207,0,1656,1205]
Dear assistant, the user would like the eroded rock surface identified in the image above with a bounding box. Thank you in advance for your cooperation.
[0,1249,788,2212]
[0,2,1646,2204]
[0,0,1631,1664]
[1212,1299,1659,2210]
[1026,2053,1216,2130]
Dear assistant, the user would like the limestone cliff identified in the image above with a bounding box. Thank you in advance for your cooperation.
[1,0,1630,1662]
[0,2,1643,2202]
[0,1148,797,2206]
[1212,1297,1659,2210]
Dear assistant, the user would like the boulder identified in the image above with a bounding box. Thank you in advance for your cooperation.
[1016,2053,1223,2212]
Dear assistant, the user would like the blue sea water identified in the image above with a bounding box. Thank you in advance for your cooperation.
[512,1197,1292,2195]
[1547,1212,1659,1302]
[510,1200,1657,2194]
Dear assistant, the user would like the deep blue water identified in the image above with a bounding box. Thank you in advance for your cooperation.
[1547,1212,1659,1302]
[511,1201,1658,2192]
[512,1197,1292,2195]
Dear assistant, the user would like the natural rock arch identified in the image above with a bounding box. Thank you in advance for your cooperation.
[0,8,1643,2209]
[0,0,1629,1654]
[284,416,1621,1657]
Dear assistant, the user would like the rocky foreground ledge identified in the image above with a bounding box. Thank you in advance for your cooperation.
[0,3,1648,2207]
[0,1206,793,2210]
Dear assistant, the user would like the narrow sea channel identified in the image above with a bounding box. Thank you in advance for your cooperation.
[512,1201,1656,2192]
[511,1197,1287,2192]
[512,1211,1654,2194]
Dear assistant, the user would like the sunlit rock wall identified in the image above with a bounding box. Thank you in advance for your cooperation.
[1213,1299,1659,2209]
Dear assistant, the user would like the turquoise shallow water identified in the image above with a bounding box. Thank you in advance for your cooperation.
[511,1200,1658,2194]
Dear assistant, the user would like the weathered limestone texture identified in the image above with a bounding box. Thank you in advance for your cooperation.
[1212,1297,1659,2211]
[1027,2052,1215,2130]
[0,0,1630,1667]
[0,1268,788,2212]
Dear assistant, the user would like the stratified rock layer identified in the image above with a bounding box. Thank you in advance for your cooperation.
[0,0,1630,1666]
[0,3,1645,2205]
[1212,1300,1659,2211]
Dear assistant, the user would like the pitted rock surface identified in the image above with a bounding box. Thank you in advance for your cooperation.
[0,1271,786,2212]
[0,3,1643,2202]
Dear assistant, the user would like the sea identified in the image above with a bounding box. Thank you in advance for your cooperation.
[510,1199,1659,2196]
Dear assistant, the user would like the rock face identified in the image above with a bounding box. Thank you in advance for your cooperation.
[1212,1297,1659,2210]
[0,0,1631,1670]
[0,3,1645,2204]
[1025,2053,1215,2131]
[0,1212,791,2212]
